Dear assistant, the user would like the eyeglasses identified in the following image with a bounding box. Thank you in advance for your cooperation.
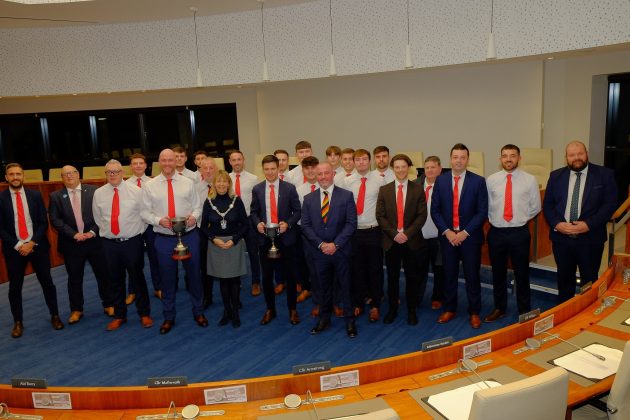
[105,170,122,176]
[61,171,79,177]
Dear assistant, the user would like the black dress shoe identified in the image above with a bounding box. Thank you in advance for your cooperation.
[159,320,175,334]
[195,314,209,328]
[383,311,397,324]
[51,315,64,330]
[310,320,331,335]
[346,321,358,338]
[260,309,276,325]
[11,321,23,338]
[484,309,506,323]
[232,318,241,328]
[407,313,418,326]
[218,311,230,326]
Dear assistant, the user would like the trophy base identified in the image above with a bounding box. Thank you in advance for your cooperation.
[172,251,192,261]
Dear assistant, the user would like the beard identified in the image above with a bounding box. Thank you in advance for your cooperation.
[568,158,588,172]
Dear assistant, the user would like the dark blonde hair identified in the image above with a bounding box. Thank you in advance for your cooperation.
[210,170,234,199]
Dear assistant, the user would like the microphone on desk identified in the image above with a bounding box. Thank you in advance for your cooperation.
[306,390,321,420]
[542,332,606,361]
[458,359,493,390]
[0,402,43,419]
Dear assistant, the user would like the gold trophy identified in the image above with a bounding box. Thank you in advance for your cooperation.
[170,216,192,260]
[264,223,281,259]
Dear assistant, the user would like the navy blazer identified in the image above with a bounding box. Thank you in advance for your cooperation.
[543,163,617,244]
[301,186,357,257]
[250,179,301,246]
[0,188,50,252]
[49,184,101,254]
[430,170,488,245]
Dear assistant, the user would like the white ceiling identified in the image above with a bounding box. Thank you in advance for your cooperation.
[0,0,317,28]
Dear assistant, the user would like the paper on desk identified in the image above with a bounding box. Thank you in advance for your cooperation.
[426,381,501,420]
[552,344,623,381]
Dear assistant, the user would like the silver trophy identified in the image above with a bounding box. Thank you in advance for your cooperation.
[264,223,281,259]
[170,216,192,260]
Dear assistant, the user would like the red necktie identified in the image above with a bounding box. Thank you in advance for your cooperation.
[280,174,284,181]
[167,178,176,218]
[357,177,367,215]
[396,184,404,230]
[425,185,432,202]
[15,191,28,240]
[111,187,120,235]
[380,173,385,177]
[269,184,278,223]
[137,178,141,188]
[453,176,460,229]
[303,176,306,184]
[235,174,241,197]
[504,173,513,222]
[311,184,316,192]
[346,173,351,177]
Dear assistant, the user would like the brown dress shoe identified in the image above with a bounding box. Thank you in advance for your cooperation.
[195,314,209,328]
[125,293,136,305]
[369,308,380,323]
[470,314,482,329]
[140,316,154,328]
[431,300,442,310]
[103,306,115,317]
[311,305,320,318]
[334,306,344,318]
[51,315,65,330]
[106,318,127,331]
[68,311,83,325]
[437,311,456,324]
[289,310,300,325]
[483,309,506,323]
[274,283,285,295]
[296,290,312,303]
[260,310,276,325]
[251,283,261,296]
[160,320,175,334]
[296,283,302,293]
[354,307,363,317]
[11,321,24,338]
[154,290,163,300]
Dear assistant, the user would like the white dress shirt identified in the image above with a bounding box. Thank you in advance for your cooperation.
[9,187,33,248]
[334,169,357,185]
[287,165,305,187]
[93,182,146,239]
[141,173,202,235]
[487,168,541,228]
[421,180,438,239]
[564,165,589,222]
[343,171,384,227]
[125,174,151,188]
[229,170,258,216]
[177,167,198,183]
[297,182,319,225]
[372,168,395,184]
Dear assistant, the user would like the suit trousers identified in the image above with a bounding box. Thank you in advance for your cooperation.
[312,249,354,322]
[351,227,384,309]
[293,230,311,291]
[552,238,604,303]
[259,239,296,312]
[64,237,112,311]
[245,227,261,285]
[488,225,531,314]
[302,234,319,304]
[385,242,424,315]
[4,246,59,322]
[440,237,482,315]
[143,225,161,292]
[154,231,203,320]
[102,235,150,319]
[418,237,444,303]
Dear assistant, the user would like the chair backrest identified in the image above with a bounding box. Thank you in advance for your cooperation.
[467,151,485,177]
[82,166,105,180]
[213,157,225,171]
[121,165,132,178]
[151,162,161,177]
[608,340,630,419]
[520,148,552,188]
[23,169,43,183]
[468,366,569,420]
[253,153,266,179]
[48,168,63,182]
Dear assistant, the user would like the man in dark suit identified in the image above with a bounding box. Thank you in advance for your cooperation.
[251,154,302,325]
[302,162,358,337]
[431,143,488,329]
[0,163,64,338]
[543,140,617,302]
[376,154,427,325]
[49,165,113,324]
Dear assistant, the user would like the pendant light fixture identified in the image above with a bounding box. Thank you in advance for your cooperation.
[259,0,270,81]
[405,0,414,69]
[486,0,497,60]
[190,7,203,87]
[328,0,337,76]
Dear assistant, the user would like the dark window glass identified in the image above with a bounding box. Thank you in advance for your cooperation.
[191,104,239,159]
[46,114,93,162]
[93,112,141,162]
[0,114,45,166]
[142,109,192,157]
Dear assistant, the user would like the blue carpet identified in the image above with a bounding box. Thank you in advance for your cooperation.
[0,260,558,387]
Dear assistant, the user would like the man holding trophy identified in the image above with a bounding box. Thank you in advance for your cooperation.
[250,155,302,326]
[141,149,205,335]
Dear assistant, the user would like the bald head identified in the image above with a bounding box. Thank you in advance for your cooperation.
[61,165,80,189]
[201,157,217,182]
[159,148,176,177]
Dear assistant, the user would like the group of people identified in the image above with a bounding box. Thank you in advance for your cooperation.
[0,139,617,339]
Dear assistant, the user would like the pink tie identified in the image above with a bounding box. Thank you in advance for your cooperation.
[71,190,84,233]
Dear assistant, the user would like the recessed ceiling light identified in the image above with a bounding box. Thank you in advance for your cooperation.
[546,56,555,60]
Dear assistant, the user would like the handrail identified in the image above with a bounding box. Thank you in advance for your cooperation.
[608,188,630,263]
[611,194,630,219]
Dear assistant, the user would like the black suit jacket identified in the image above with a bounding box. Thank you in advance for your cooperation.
[49,184,101,254]
[375,180,427,251]
[0,188,50,253]
[250,179,301,246]
[543,163,617,244]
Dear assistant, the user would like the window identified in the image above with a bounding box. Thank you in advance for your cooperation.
[0,114,45,166]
